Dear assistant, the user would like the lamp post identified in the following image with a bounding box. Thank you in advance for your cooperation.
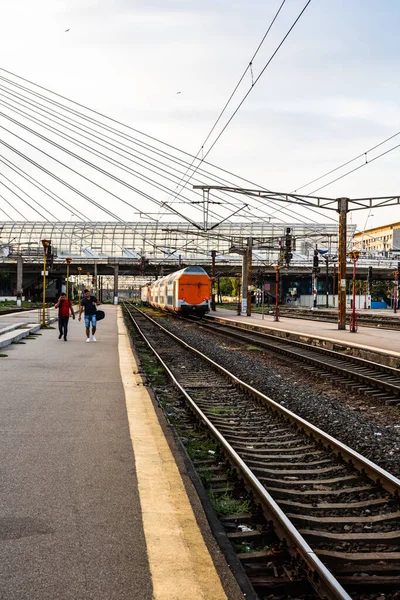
[348,250,360,333]
[41,239,51,327]
[274,265,280,322]
[65,258,72,300]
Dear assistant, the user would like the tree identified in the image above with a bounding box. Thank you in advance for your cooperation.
[371,280,393,303]
[218,277,239,297]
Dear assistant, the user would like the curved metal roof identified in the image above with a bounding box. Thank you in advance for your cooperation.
[0,220,353,263]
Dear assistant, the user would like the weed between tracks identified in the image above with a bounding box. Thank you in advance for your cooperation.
[209,492,251,516]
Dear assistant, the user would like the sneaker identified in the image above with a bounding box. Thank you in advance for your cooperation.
[86,338,91,343]
[91,336,96,342]
[64,338,67,342]
[58,333,63,339]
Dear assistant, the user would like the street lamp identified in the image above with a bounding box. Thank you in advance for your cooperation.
[274,265,280,322]
[348,250,360,333]
[65,257,72,300]
[41,239,51,327]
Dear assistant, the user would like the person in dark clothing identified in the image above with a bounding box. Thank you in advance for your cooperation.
[78,289,100,342]
[55,292,75,341]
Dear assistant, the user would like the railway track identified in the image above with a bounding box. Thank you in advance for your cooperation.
[123,303,400,600]
[199,317,400,406]
[257,307,400,331]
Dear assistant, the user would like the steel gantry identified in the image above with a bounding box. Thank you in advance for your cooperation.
[194,186,400,330]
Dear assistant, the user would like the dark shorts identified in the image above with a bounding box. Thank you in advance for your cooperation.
[84,314,97,328]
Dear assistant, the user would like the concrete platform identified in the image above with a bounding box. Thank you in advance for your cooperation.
[0,306,243,600]
[0,323,41,349]
[209,307,400,365]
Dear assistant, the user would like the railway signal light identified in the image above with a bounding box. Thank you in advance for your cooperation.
[284,227,293,266]
[313,249,319,271]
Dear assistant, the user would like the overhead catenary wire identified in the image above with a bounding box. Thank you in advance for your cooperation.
[308,140,400,195]
[0,155,137,255]
[0,196,15,220]
[174,0,313,196]
[0,67,336,225]
[0,87,326,230]
[0,93,251,228]
[0,192,27,220]
[294,130,400,194]
[0,79,299,226]
[162,0,287,213]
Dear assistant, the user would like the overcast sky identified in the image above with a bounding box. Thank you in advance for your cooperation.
[1,0,400,231]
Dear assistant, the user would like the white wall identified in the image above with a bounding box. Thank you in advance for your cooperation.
[294,294,369,309]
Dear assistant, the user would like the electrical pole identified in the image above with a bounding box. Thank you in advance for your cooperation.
[274,265,280,322]
[325,256,329,308]
[312,248,319,310]
[65,257,72,300]
[211,250,216,311]
[16,255,23,307]
[338,198,349,330]
[348,250,360,332]
[41,239,51,327]
[237,273,241,316]
[241,245,248,315]
[247,237,252,317]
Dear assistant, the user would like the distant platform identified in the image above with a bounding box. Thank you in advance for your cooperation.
[209,307,400,361]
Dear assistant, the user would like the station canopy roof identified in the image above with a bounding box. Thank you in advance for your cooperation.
[0,220,355,263]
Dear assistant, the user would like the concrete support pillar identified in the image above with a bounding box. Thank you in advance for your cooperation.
[16,256,23,307]
[113,264,119,305]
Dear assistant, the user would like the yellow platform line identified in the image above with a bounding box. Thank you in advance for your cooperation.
[117,310,228,600]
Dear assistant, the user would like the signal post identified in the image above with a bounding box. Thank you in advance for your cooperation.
[41,239,51,328]
[393,270,399,313]
[274,265,280,322]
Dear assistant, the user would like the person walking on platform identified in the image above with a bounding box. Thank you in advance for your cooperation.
[78,289,100,342]
[55,292,75,341]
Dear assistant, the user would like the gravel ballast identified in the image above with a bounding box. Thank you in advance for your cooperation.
[151,314,400,477]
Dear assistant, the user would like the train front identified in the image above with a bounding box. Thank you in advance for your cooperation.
[176,266,210,317]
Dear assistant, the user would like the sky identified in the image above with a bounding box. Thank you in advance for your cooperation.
[1,0,400,232]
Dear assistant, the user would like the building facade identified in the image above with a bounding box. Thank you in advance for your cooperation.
[353,222,400,254]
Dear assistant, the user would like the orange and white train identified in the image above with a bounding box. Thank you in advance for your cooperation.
[141,266,210,317]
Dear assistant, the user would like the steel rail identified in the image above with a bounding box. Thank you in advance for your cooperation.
[123,302,351,600]
[199,317,400,399]
[267,308,400,331]
[125,304,400,497]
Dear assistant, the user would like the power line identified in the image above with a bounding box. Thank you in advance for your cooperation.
[0,91,248,227]
[309,140,400,195]
[162,0,287,212]
[0,79,285,226]
[202,0,313,159]
[0,67,335,225]
[294,130,400,193]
